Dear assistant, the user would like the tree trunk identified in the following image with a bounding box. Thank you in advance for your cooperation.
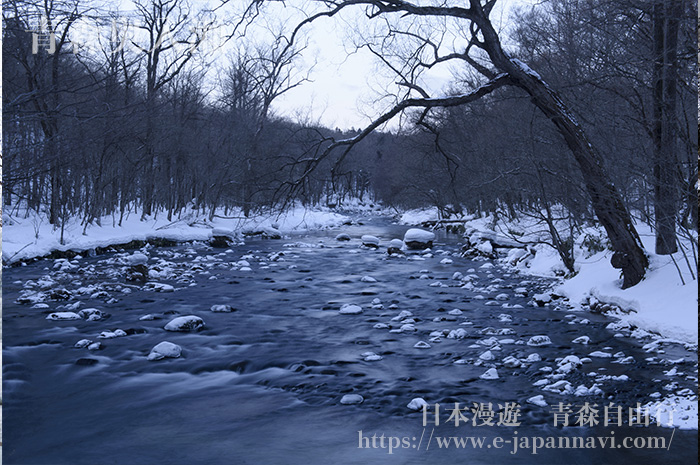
[474,4,649,287]
[652,0,680,254]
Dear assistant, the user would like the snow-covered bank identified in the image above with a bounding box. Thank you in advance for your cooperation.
[400,207,698,345]
[2,204,351,264]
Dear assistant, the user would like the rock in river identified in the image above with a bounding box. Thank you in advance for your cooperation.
[403,229,435,250]
[148,341,183,361]
[164,315,205,332]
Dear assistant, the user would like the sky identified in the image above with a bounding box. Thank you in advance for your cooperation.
[267,1,531,131]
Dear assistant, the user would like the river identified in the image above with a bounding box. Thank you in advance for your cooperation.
[3,217,697,464]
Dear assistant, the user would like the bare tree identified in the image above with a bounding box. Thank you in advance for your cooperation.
[238,0,649,287]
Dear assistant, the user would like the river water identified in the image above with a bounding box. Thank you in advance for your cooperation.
[3,217,697,464]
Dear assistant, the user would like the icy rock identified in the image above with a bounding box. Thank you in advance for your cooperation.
[147,341,182,361]
[46,312,81,321]
[361,276,377,283]
[335,233,351,242]
[373,323,390,329]
[495,293,509,301]
[572,336,590,345]
[361,235,380,248]
[340,394,364,405]
[414,341,431,349]
[448,309,463,316]
[440,258,453,265]
[339,304,363,315]
[399,324,417,332]
[87,342,102,351]
[139,314,159,321]
[164,315,205,332]
[407,398,428,411]
[527,335,552,347]
[525,353,542,362]
[452,272,464,280]
[210,304,234,312]
[403,229,435,250]
[527,395,548,407]
[479,368,499,380]
[479,350,495,361]
[502,356,521,368]
[74,339,93,348]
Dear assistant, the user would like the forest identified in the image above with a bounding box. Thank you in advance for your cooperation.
[2,0,698,282]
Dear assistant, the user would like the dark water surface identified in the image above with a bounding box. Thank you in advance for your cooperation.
[3,218,697,464]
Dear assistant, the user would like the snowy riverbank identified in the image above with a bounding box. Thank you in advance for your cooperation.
[399,207,698,346]
[1,204,356,265]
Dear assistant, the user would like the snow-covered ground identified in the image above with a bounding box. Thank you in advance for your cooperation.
[400,206,698,345]
[2,204,353,265]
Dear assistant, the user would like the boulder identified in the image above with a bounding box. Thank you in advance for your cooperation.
[164,315,205,332]
[361,235,380,248]
[403,229,435,250]
[147,341,182,361]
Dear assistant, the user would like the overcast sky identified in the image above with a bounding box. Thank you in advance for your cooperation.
[267,1,530,131]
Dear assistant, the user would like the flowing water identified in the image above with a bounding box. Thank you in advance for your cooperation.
[3,218,697,464]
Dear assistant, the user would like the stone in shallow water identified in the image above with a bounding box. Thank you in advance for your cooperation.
[361,276,377,283]
[479,350,495,361]
[479,368,499,380]
[414,341,431,349]
[361,235,380,248]
[572,335,590,345]
[403,229,435,250]
[335,233,351,242]
[164,315,205,332]
[407,397,428,411]
[46,312,81,321]
[210,304,234,312]
[339,304,363,315]
[527,335,552,347]
[148,341,182,361]
[527,395,548,407]
[74,339,92,348]
[340,394,364,405]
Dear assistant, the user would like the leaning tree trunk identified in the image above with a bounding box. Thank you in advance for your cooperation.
[474,6,649,288]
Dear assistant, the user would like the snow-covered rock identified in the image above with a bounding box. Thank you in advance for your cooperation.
[407,397,428,411]
[335,233,351,242]
[387,239,405,254]
[126,253,149,266]
[361,235,380,248]
[164,315,205,332]
[210,304,234,312]
[527,395,548,407]
[414,341,431,349]
[572,335,590,345]
[527,335,552,347]
[340,394,364,405]
[78,308,108,321]
[339,304,363,315]
[479,368,499,379]
[46,312,81,321]
[403,229,435,250]
[147,341,182,361]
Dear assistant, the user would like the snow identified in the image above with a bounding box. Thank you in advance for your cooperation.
[403,228,435,244]
[2,203,351,264]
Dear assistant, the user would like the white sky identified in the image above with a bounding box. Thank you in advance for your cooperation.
[268,1,531,131]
